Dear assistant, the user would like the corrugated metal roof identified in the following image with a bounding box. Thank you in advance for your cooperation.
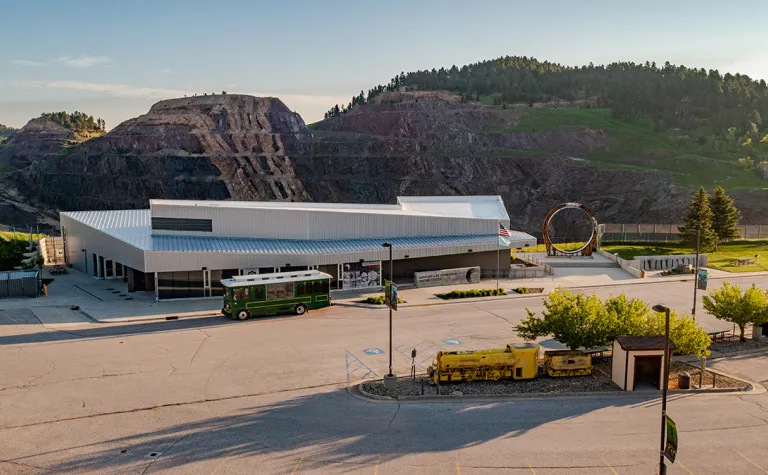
[62,208,537,254]
[149,233,535,254]
[61,209,150,229]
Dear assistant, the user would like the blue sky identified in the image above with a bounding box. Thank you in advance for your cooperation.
[2,0,768,129]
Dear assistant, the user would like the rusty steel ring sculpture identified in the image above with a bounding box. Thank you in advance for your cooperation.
[542,202,599,257]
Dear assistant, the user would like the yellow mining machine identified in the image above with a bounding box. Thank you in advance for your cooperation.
[543,350,592,377]
[427,343,539,383]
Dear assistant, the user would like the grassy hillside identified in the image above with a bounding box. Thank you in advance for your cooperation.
[496,107,768,190]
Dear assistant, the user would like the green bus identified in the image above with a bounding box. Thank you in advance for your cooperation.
[221,270,333,320]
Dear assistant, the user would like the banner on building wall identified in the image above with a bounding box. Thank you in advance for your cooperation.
[342,261,381,289]
[413,266,481,288]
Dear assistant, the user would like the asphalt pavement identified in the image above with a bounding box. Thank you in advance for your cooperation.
[1,276,768,473]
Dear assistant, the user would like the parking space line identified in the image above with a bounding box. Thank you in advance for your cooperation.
[734,450,768,473]
[528,464,536,474]
[599,455,618,474]
[678,461,694,474]
[374,459,379,475]
[456,462,461,475]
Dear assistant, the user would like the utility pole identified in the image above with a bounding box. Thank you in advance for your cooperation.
[692,228,700,320]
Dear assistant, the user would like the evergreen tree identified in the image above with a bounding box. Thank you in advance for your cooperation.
[678,187,718,253]
[709,186,742,249]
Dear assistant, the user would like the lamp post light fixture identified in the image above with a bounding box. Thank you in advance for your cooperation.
[652,304,672,475]
[382,242,396,389]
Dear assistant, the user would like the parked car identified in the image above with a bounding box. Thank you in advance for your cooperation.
[49,265,68,275]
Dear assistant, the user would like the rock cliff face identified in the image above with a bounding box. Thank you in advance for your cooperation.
[0,92,765,233]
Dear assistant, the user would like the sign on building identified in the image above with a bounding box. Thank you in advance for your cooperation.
[342,261,381,289]
[413,267,481,288]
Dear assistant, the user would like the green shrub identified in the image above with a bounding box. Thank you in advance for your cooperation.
[365,295,405,305]
[439,288,506,299]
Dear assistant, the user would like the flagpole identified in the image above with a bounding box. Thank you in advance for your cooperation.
[496,246,500,290]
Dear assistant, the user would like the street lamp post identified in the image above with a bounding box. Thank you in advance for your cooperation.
[652,304,672,475]
[692,229,700,320]
[382,243,396,388]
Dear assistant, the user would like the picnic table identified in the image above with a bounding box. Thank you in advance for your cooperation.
[734,255,759,266]
[707,330,732,343]
[583,347,611,360]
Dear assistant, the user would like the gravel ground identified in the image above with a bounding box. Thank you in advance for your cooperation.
[669,361,750,390]
[710,339,768,356]
[361,368,621,399]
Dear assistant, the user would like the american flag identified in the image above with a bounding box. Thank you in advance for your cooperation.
[498,222,512,247]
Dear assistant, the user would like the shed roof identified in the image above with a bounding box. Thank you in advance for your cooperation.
[615,336,676,351]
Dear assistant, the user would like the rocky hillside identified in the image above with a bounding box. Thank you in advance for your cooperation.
[0,92,766,234]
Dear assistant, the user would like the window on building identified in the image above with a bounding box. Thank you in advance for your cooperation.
[151,217,213,232]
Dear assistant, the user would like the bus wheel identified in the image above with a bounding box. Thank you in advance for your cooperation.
[294,304,308,315]
[236,310,249,320]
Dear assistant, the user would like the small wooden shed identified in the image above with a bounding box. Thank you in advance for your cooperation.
[611,336,675,391]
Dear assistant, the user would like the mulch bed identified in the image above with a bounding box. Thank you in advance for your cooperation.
[668,361,750,390]
[361,367,621,399]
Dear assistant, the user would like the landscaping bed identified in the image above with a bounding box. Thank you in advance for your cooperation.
[668,361,750,390]
[361,296,406,305]
[436,289,505,299]
[512,287,544,294]
[361,368,621,399]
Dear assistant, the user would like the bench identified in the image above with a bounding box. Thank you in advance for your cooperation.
[583,347,611,361]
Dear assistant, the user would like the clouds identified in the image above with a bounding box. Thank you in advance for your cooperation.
[12,59,42,66]
[57,55,111,68]
[40,81,191,99]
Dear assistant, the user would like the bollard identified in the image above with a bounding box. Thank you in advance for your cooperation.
[699,357,706,388]
[712,372,717,389]
[421,378,424,395]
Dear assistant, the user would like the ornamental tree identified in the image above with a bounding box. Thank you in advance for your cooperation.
[703,282,768,342]
[515,289,612,350]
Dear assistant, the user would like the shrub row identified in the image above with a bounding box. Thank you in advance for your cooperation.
[439,289,505,299]
[365,296,405,305]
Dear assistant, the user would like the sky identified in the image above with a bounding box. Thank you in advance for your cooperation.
[2,0,768,129]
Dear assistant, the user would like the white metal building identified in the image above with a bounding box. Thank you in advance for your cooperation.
[60,196,536,300]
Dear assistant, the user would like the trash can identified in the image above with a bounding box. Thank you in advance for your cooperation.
[678,371,690,390]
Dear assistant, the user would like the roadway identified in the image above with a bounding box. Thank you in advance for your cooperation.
[0,275,767,473]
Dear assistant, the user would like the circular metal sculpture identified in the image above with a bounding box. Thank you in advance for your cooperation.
[542,202,599,257]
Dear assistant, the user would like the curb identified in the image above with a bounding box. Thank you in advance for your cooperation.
[353,374,757,403]
[90,311,222,324]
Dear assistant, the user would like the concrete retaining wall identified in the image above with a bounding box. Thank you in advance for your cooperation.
[634,254,707,271]
[596,249,645,278]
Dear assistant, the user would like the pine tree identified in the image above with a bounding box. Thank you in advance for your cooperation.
[679,187,718,253]
[709,186,742,249]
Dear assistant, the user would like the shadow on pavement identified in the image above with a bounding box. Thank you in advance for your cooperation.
[0,314,296,346]
[35,388,656,473]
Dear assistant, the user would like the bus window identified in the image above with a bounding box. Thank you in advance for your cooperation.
[234,287,249,301]
[322,280,330,294]
[313,281,322,294]
[252,285,265,300]
[296,282,306,296]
